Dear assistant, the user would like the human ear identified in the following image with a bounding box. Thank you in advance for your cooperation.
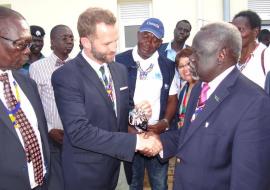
[217,48,226,64]
[80,37,91,49]
[157,39,163,48]
[253,27,260,38]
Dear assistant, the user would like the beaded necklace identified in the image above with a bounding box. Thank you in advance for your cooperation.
[136,61,154,80]
[237,43,259,72]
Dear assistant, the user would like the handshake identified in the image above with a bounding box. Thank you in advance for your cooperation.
[136,132,163,157]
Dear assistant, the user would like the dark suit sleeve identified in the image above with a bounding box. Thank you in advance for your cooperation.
[230,96,270,190]
[51,66,136,162]
[264,71,270,95]
[160,129,181,160]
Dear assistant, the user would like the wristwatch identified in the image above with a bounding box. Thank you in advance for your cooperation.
[161,118,169,130]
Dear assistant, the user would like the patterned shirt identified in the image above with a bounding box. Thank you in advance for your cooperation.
[29,53,70,131]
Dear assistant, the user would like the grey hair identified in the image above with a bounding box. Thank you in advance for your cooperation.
[198,22,242,62]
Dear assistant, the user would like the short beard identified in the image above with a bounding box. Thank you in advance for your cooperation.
[91,43,113,63]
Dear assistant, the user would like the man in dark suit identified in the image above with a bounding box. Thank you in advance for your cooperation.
[159,22,270,190]
[0,6,50,190]
[51,7,162,190]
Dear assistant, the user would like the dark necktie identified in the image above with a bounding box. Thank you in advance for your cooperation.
[191,82,210,122]
[99,66,115,109]
[0,73,43,185]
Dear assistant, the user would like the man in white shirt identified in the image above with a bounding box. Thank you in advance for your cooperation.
[30,24,74,190]
[116,18,178,190]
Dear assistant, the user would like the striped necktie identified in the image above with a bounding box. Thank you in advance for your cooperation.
[99,66,115,109]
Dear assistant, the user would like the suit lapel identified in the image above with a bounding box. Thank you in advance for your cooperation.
[12,71,50,166]
[178,82,200,144]
[77,55,115,114]
[0,71,49,152]
[12,71,50,162]
[0,100,18,138]
[180,68,240,147]
[13,72,38,115]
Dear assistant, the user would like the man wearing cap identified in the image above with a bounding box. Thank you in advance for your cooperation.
[19,25,45,76]
[116,18,178,190]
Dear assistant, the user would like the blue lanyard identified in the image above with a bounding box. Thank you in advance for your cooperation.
[4,80,21,128]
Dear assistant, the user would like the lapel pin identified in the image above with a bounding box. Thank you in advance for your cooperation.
[205,122,209,128]
[214,95,220,102]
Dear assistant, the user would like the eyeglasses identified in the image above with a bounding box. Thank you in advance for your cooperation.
[178,62,191,69]
[0,35,32,51]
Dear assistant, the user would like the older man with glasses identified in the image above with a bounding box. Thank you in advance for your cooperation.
[0,6,51,190]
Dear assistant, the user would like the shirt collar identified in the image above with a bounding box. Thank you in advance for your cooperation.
[132,45,159,66]
[51,52,70,62]
[165,42,173,52]
[206,65,235,99]
[0,69,11,76]
[81,50,107,73]
[165,42,189,52]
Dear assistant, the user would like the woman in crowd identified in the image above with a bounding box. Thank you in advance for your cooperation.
[175,47,198,128]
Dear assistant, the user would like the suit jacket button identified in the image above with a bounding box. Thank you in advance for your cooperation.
[176,158,181,164]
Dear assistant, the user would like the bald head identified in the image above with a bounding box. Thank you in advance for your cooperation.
[0,6,31,71]
[194,22,242,64]
[0,6,24,20]
[0,6,25,34]
[191,22,242,82]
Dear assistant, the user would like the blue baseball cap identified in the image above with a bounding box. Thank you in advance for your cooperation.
[139,18,164,39]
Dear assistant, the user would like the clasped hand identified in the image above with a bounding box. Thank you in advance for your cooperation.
[136,132,163,157]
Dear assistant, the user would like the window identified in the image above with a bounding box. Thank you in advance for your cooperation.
[118,0,152,52]
[248,0,270,30]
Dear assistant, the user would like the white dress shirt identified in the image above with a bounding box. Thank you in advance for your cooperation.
[81,50,117,115]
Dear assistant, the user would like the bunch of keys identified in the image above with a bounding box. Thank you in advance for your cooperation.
[129,107,148,132]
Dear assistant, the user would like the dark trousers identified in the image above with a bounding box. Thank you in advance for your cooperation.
[47,138,64,190]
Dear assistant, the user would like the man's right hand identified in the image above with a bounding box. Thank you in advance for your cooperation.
[49,129,64,144]
[136,132,163,157]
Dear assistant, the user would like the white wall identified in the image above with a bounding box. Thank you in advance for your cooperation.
[0,0,249,56]
[0,0,118,58]
[151,0,247,46]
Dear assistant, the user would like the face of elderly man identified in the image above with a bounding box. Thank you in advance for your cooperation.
[189,22,242,82]
[0,17,32,71]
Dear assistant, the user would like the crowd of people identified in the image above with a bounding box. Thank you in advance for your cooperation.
[1,5,270,190]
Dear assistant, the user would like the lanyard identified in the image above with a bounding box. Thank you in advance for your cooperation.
[5,81,21,128]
